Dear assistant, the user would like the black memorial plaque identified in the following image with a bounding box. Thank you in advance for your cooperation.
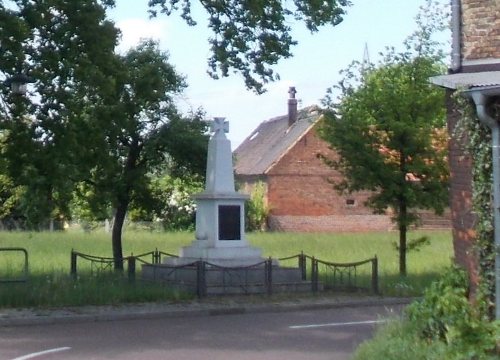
[218,205,241,240]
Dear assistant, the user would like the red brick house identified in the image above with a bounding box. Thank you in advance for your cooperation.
[430,0,500,293]
[234,88,449,232]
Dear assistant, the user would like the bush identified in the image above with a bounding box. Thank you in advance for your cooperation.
[245,181,269,232]
[354,267,500,360]
[406,266,499,359]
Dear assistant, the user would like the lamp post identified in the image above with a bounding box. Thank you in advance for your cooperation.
[4,73,34,96]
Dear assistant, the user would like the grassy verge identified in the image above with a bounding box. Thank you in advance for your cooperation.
[250,231,453,296]
[0,273,191,308]
[0,229,452,308]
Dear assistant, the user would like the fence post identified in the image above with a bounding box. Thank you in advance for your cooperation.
[299,251,307,281]
[153,248,161,264]
[128,255,136,283]
[70,250,77,279]
[371,256,379,294]
[311,257,318,293]
[265,258,273,296]
[196,261,206,298]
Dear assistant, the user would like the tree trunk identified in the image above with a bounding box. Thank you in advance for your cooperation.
[111,138,140,271]
[112,202,127,271]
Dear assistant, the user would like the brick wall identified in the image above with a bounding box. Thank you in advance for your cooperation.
[446,0,500,292]
[268,214,393,233]
[462,0,500,61]
[446,91,480,290]
[266,127,375,218]
[236,121,451,233]
[263,125,449,232]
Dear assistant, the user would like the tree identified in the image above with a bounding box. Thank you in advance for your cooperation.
[147,0,351,93]
[1,0,350,266]
[0,0,119,229]
[142,173,204,231]
[320,1,449,276]
[73,40,208,269]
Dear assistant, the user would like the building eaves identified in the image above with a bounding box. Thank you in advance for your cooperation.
[430,71,500,90]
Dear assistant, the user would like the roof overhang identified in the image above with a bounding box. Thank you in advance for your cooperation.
[430,71,500,95]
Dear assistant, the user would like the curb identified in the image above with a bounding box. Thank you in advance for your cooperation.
[0,297,415,327]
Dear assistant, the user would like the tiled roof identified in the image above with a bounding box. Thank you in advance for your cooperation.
[234,106,322,176]
[430,71,500,89]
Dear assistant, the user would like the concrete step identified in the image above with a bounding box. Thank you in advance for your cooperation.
[141,263,320,295]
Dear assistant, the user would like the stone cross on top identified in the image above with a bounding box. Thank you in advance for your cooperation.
[210,117,229,136]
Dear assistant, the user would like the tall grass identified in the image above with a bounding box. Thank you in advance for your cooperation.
[249,231,453,296]
[0,230,192,274]
[0,229,453,307]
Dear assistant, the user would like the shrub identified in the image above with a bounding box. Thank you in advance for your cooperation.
[245,181,269,232]
[354,267,500,360]
[406,266,499,359]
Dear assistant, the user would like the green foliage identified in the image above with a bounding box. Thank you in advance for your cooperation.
[0,0,119,227]
[320,0,449,276]
[354,318,448,360]
[355,267,500,360]
[393,235,430,252]
[245,181,269,232]
[452,93,497,314]
[68,40,209,267]
[148,174,204,231]
[148,0,350,93]
[0,174,24,227]
[406,267,499,359]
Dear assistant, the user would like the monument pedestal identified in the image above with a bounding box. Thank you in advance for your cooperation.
[172,244,264,267]
[164,190,264,266]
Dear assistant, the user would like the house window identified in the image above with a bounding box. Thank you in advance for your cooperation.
[345,199,356,207]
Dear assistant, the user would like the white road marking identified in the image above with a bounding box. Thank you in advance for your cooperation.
[11,347,71,360]
[289,319,387,329]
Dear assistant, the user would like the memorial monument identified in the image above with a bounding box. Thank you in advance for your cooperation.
[142,117,309,295]
[166,117,264,266]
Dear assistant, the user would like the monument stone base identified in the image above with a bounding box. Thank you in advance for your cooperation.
[141,263,320,295]
[163,240,265,267]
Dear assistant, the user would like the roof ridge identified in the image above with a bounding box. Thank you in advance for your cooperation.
[262,105,321,124]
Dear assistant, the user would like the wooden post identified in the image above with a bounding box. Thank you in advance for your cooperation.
[196,261,206,298]
[299,252,307,281]
[372,256,379,294]
[128,255,136,283]
[311,257,318,293]
[265,258,273,296]
[153,248,160,264]
[70,250,77,279]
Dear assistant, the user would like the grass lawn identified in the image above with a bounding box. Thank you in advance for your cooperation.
[0,229,453,307]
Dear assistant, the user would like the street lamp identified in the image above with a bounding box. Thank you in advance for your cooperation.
[4,74,34,95]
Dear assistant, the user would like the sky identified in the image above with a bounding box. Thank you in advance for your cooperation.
[108,0,450,149]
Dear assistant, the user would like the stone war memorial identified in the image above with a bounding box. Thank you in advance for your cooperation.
[142,118,310,295]
[169,117,263,266]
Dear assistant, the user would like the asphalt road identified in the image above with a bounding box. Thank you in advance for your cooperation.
[0,304,403,360]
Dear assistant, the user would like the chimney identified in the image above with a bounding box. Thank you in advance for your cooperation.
[288,86,298,126]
